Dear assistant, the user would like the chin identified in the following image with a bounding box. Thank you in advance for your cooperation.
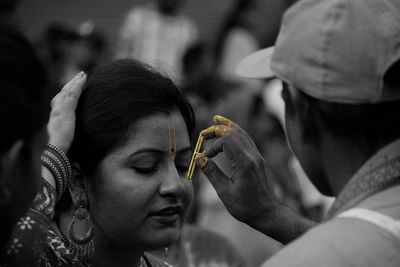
[145,228,181,250]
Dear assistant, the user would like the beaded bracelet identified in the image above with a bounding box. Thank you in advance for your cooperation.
[46,144,72,180]
[41,154,64,199]
[40,144,72,201]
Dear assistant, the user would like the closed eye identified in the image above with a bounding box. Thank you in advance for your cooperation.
[133,166,159,175]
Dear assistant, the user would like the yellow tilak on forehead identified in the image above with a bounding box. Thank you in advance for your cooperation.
[169,122,176,160]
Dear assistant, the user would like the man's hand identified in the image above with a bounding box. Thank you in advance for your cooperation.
[196,115,316,244]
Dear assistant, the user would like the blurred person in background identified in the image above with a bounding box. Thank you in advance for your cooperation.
[36,21,106,95]
[0,24,50,260]
[214,0,261,90]
[116,0,198,82]
[0,0,19,26]
[36,23,79,92]
[58,21,105,85]
[181,42,234,133]
[248,97,303,213]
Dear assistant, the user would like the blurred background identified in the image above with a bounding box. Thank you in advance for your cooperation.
[18,0,294,47]
[7,0,334,266]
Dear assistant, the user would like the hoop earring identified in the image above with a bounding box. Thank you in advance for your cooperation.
[67,199,95,261]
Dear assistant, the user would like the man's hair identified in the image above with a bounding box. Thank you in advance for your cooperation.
[301,92,400,146]
[0,25,49,154]
[297,60,400,149]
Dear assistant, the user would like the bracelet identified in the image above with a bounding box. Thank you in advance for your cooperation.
[41,144,72,201]
[43,150,68,183]
[41,154,64,200]
[46,144,72,180]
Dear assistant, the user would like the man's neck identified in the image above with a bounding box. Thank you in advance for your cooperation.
[320,136,378,196]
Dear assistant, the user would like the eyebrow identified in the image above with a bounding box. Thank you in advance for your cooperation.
[129,147,191,157]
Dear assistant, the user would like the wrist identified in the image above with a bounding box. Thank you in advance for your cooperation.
[249,202,316,244]
[41,144,72,201]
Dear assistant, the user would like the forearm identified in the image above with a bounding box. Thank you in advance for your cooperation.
[41,166,56,189]
[248,203,317,244]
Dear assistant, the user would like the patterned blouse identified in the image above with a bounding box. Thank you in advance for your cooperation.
[2,179,172,267]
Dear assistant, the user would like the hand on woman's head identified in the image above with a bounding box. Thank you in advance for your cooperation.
[48,72,86,153]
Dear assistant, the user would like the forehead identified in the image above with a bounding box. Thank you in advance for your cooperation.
[123,111,190,151]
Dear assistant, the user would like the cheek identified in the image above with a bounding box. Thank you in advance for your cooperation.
[183,181,194,210]
[88,170,158,237]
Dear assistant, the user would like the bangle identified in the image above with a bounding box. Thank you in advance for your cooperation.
[41,144,72,201]
[46,143,72,181]
[41,154,64,200]
[43,150,68,184]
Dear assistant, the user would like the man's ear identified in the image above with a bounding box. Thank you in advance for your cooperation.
[0,140,24,205]
[293,88,321,144]
[68,163,89,207]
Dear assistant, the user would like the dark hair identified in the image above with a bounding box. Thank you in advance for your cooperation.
[0,25,49,155]
[295,89,400,150]
[68,59,195,175]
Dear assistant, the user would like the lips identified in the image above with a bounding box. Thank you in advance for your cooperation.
[149,206,183,224]
[150,206,183,216]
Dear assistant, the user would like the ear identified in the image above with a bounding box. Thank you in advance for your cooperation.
[0,140,24,205]
[291,87,321,143]
[68,162,90,207]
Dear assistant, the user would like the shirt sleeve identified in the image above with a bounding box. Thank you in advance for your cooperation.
[261,218,400,267]
[3,178,56,266]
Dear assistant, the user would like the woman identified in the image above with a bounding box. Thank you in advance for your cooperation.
[6,59,195,266]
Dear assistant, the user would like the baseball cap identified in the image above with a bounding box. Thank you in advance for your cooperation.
[236,0,400,104]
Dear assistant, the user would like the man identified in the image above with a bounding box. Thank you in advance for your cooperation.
[195,0,400,265]
[0,25,50,258]
[116,0,198,82]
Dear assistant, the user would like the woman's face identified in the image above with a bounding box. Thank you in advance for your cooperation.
[87,111,193,251]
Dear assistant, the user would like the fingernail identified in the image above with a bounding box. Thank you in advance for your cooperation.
[213,115,222,123]
[195,153,208,168]
[200,126,215,136]
[77,71,86,78]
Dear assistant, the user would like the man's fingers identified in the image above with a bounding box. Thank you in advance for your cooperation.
[201,125,232,139]
[195,155,231,189]
[213,115,238,128]
[203,139,224,158]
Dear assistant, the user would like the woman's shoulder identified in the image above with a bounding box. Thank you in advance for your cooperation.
[143,252,174,267]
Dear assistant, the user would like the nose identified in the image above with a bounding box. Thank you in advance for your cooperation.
[159,162,186,198]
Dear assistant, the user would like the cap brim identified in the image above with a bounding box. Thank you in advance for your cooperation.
[235,47,275,79]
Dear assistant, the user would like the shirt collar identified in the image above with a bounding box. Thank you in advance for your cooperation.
[325,138,400,219]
